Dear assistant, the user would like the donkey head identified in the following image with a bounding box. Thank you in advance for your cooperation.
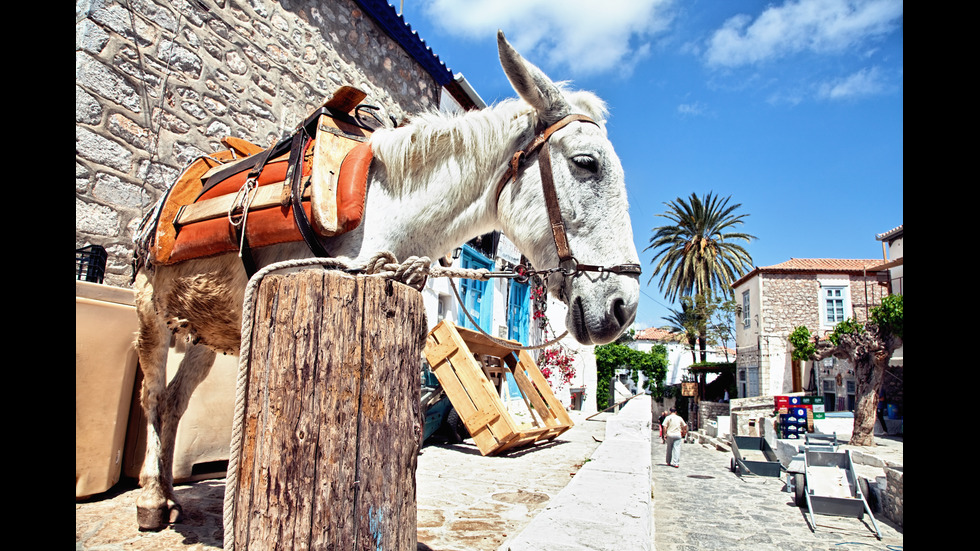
[495,31,640,345]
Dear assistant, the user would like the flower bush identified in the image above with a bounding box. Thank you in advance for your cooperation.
[539,346,576,389]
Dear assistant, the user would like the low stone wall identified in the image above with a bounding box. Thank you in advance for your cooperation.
[881,466,903,527]
[728,395,776,441]
[504,395,653,550]
[698,401,729,431]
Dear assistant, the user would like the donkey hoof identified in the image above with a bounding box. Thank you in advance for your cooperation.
[137,505,170,531]
[169,502,183,524]
[137,502,182,531]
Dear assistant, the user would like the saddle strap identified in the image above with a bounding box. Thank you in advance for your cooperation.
[288,129,331,259]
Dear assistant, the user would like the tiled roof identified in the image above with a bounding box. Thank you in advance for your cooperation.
[732,258,887,288]
[634,327,683,342]
[763,258,886,272]
[355,0,454,86]
[876,224,903,241]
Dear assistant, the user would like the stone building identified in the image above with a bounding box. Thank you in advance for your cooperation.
[76,0,476,286]
[871,224,903,422]
[731,258,890,407]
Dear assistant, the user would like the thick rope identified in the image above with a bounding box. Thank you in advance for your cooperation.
[222,252,566,549]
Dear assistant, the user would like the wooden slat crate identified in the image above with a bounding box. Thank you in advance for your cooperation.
[423,321,574,456]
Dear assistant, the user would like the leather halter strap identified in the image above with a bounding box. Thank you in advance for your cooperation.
[494,114,642,278]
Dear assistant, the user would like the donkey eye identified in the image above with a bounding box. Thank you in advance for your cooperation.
[571,154,598,173]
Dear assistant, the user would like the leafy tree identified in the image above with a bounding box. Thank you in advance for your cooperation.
[661,302,699,364]
[594,343,668,410]
[708,297,739,362]
[645,192,755,360]
[663,294,737,363]
[789,294,903,446]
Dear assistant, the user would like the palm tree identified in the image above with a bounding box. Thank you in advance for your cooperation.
[661,303,699,364]
[646,192,755,303]
[646,192,755,360]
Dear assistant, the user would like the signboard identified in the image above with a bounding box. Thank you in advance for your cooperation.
[496,235,522,265]
[681,382,697,397]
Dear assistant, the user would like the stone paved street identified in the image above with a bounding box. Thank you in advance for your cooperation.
[76,406,903,550]
[650,435,903,551]
[75,410,608,551]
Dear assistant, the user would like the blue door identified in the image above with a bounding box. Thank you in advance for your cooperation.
[507,281,530,345]
[506,280,530,397]
[458,245,493,333]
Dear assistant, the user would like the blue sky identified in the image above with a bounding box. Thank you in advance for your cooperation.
[396,0,903,329]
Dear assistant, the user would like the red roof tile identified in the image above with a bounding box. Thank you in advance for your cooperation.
[764,258,885,271]
[634,327,683,342]
[732,258,887,288]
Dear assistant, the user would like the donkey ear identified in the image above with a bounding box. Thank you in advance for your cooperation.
[497,30,571,124]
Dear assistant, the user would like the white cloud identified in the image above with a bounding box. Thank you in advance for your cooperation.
[676,101,707,117]
[420,0,676,76]
[817,66,886,99]
[704,0,903,68]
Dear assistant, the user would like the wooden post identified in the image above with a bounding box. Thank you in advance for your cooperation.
[229,270,424,550]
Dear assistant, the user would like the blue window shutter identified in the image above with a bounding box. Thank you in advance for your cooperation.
[458,246,493,333]
[508,281,530,345]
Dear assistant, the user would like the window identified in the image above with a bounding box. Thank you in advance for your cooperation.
[738,366,760,398]
[822,286,846,325]
[458,246,493,333]
[742,290,751,328]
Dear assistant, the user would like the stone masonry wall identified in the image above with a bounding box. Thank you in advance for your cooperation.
[76,0,443,287]
[737,272,889,396]
[761,273,889,336]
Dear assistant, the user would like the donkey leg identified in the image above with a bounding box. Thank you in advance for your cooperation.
[133,294,177,531]
[135,335,217,529]
[156,343,217,522]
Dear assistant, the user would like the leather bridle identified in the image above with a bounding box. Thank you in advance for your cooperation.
[494,114,642,280]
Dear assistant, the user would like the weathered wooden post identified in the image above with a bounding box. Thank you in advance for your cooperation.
[226,269,425,550]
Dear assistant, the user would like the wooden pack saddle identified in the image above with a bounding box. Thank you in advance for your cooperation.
[150,87,375,274]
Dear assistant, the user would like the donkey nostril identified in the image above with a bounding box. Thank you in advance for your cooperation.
[611,297,630,328]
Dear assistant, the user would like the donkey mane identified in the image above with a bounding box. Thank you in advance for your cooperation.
[369,88,611,194]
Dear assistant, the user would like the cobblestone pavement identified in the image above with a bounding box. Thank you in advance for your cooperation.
[650,436,904,551]
[75,410,607,551]
[77,411,904,551]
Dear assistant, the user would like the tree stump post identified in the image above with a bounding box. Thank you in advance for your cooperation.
[227,270,424,550]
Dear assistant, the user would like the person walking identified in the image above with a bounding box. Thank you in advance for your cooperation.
[662,407,687,468]
[657,410,668,443]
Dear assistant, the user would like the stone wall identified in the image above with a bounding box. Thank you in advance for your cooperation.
[759,274,820,335]
[698,400,730,431]
[760,273,889,335]
[738,272,889,396]
[728,395,777,440]
[881,466,903,527]
[76,0,444,287]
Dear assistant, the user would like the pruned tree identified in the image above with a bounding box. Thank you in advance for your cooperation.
[789,294,903,446]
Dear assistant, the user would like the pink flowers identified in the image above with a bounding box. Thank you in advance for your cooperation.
[539,347,576,389]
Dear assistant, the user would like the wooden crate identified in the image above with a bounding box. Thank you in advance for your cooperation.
[423,321,573,456]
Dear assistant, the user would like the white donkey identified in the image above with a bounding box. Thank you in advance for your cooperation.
[131,31,640,530]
